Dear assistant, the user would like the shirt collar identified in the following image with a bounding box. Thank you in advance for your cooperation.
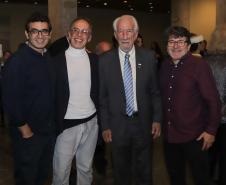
[169,52,191,66]
[119,45,135,57]
[25,41,47,56]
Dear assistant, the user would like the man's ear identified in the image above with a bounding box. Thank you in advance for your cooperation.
[134,32,138,40]
[88,34,92,43]
[25,30,29,40]
[188,44,191,50]
[49,31,52,38]
[114,31,117,40]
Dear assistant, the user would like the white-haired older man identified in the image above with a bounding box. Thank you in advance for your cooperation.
[99,15,162,185]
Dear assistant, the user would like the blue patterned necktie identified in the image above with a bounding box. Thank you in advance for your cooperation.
[123,53,134,116]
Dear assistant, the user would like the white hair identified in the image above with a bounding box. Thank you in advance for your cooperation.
[113,15,139,32]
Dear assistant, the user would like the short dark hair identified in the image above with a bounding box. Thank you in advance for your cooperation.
[25,12,52,32]
[69,17,92,32]
[137,33,143,40]
[165,26,191,44]
[190,43,199,52]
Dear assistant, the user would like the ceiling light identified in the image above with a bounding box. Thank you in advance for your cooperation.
[4,0,9,3]
[86,4,90,8]
[123,1,128,3]
[130,8,134,11]
[34,1,38,5]
[104,2,108,6]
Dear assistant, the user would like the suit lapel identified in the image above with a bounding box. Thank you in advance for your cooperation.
[135,48,144,102]
[114,49,126,100]
[60,52,70,97]
[112,49,132,114]
[87,52,95,85]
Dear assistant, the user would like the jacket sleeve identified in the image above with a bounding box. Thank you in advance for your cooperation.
[148,51,162,123]
[2,55,28,127]
[99,55,110,131]
[197,60,221,135]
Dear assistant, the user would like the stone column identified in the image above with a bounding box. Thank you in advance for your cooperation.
[171,0,190,28]
[171,0,216,44]
[209,0,226,52]
[48,0,77,41]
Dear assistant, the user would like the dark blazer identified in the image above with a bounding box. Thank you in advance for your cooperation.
[48,36,69,57]
[53,51,99,135]
[99,47,162,142]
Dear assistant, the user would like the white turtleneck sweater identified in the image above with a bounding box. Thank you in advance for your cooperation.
[64,46,96,119]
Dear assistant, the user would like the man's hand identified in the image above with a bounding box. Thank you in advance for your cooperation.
[197,131,215,150]
[102,129,112,143]
[152,122,161,139]
[18,124,33,139]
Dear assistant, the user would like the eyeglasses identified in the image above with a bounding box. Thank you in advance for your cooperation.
[167,40,187,47]
[70,28,90,35]
[116,29,136,35]
[29,29,50,36]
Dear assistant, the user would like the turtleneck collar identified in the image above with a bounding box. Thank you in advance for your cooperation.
[66,45,86,57]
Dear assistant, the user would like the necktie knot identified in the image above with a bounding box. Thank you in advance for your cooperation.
[125,53,130,61]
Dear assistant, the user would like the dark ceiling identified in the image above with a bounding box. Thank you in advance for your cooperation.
[0,0,171,13]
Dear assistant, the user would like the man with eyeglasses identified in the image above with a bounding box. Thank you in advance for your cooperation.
[1,12,55,185]
[160,26,221,185]
[99,15,162,185]
[52,17,98,185]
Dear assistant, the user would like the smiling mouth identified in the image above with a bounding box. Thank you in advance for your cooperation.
[74,38,83,42]
[36,40,46,44]
[172,49,182,52]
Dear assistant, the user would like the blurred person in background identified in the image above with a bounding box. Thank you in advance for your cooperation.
[135,33,144,48]
[0,50,12,127]
[190,34,204,58]
[95,41,112,55]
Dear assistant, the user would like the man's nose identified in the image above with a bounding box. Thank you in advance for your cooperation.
[37,32,44,38]
[173,42,179,48]
[77,31,82,36]
[122,31,128,39]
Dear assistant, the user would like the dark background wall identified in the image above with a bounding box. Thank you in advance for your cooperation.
[0,3,170,52]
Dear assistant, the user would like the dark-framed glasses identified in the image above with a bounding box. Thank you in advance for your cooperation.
[167,40,187,47]
[29,29,50,36]
[70,28,90,35]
